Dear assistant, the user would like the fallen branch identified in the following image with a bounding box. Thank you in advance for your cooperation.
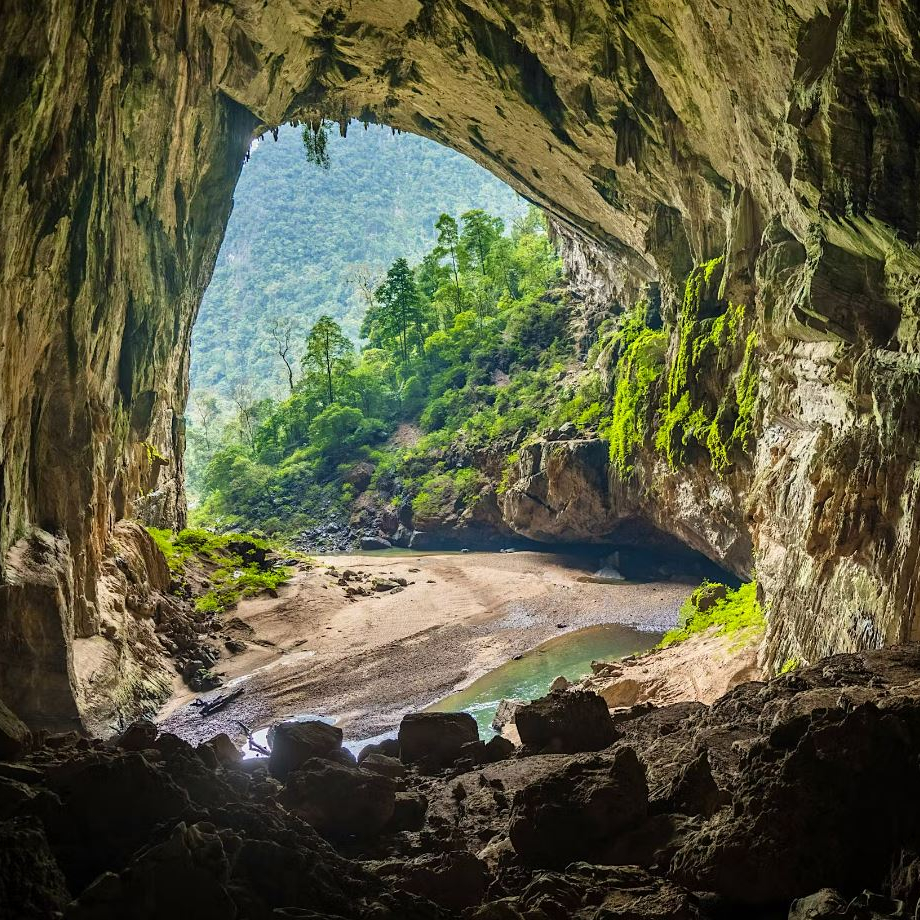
[236,720,270,757]
[199,687,244,717]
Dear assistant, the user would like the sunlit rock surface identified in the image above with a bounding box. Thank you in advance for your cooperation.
[1,0,919,727]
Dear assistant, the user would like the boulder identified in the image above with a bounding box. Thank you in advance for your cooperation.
[357,738,400,762]
[484,735,515,763]
[66,821,236,920]
[0,817,70,918]
[113,719,157,752]
[360,536,392,551]
[515,690,617,754]
[473,864,697,920]
[656,749,727,818]
[197,733,241,767]
[268,720,342,780]
[390,851,489,911]
[388,791,428,831]
[787,889,850,919]
[509,749,649,868]
[360,753,406,779]
[42,752,191,891]
[398,712,479,771]
[492,698,525,745]
[670,702,920,904]
[278,758,395,839]
[0,699,30,761]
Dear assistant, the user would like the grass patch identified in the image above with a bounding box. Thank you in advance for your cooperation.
[146,526,292,614]
[660,580,764,648]
[195,566,290,615]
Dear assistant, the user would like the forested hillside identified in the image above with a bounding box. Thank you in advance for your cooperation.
[191,124,527,401]
[189,207,583,542]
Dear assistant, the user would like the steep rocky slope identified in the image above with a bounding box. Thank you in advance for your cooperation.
[1,1,919,729]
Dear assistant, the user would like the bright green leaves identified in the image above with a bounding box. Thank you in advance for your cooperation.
[656,258,759,473]
[659,580,765,648]
[606,327,667,474]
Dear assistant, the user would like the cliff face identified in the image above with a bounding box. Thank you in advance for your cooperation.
[1,0,919,727]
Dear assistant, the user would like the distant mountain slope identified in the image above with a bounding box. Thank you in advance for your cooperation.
[191,124,527,399]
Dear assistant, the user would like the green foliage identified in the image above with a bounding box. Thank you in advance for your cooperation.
[302,315,355,406]
[195,566,290,615]
[191,124,526,405]
[606,326,668,474]
[147,527,291,614]
[411,468,487,520]
[779,656,801,674]
[656,259,759,472]
[659,581,765,648]
[191,205,566,533]
[302,120,332,169]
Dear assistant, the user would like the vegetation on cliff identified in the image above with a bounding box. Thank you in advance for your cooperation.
[598,258,760,477]
[659,580,764,649]
[655,257,759,472]
[147,527,292,615]
[189,208,568,534]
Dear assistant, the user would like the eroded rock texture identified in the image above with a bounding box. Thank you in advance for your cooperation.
[1,1,919,726]
[6,648,920,918]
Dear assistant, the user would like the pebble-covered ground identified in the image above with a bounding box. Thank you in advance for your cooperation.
[157,551,695,748]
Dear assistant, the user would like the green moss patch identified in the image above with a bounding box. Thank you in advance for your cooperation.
[660,580,764,649]
[146,527,292,615]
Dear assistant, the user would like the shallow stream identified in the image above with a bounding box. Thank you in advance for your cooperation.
[426,622,662,738]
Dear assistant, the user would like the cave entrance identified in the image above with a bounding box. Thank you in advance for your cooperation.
[186,118,536,547]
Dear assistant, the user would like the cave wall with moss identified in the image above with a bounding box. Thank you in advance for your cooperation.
[1,0,918,728]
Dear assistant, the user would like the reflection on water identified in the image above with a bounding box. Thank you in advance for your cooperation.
[426,623,662,739]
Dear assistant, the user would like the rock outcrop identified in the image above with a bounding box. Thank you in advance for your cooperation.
[1,1,920,729]
[6,647,920,917]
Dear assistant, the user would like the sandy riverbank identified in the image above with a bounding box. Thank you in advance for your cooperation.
[157,550,695,746]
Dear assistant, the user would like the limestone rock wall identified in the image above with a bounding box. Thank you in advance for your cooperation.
[1,0,919,726]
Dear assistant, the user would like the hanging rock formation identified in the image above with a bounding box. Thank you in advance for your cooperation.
[1,0,919,728]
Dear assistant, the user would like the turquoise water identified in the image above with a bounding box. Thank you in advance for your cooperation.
[427,623,662,739]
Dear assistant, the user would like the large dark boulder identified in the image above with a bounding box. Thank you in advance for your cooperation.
[670,702,920,904]
[387,851,489,912]
[0,699,30,761]
[65,821,236,920]
[398,712,479,771]
[41,753,191,892]
[0,817,69,919]
[268,720,343,780]
[278,758,396,839]
[509,748,649,868]
[113,719,157,752]
[515,690,617,754]
[472,863,698,920]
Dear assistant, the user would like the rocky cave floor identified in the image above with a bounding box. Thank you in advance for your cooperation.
[5,645,920,919]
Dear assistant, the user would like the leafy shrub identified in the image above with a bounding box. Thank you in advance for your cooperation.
[659,580,764,648]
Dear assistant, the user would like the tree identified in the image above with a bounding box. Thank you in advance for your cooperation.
[435,213,464,317]
[268,317,298,393]
[192,392,220,451]
[353,264,382,313]
[459,209,504,275]
[302,119,331,169]
[367,258,424,366]
[302,315,355,406]
[231,382,259,448]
